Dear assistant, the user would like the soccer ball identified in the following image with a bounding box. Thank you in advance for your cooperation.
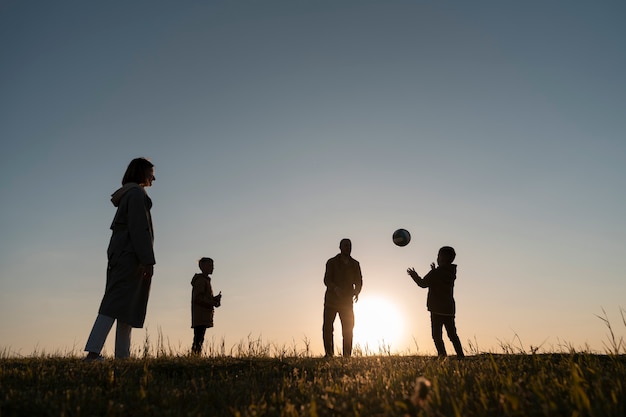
[392,229,411,247]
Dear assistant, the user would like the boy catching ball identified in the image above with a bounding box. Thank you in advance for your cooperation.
[407,246,464,358]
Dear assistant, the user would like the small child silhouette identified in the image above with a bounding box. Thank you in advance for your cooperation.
[407,246,464,358]
[191,257,221,355]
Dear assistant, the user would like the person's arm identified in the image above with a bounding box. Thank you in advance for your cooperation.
[353,262,363,302]
[192,282,214,308]
[407,268,429,288]
[193,297,214,309]
[127,188,155,275]
[139,264,154,280]
[213,291,222,307]
[324,259,342,296]
[408,262,437,288]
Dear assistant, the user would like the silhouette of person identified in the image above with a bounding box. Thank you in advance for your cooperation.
[191,257,221,355]
[407,246,464,358]
[323,238,363,357]
[84,158,156,361]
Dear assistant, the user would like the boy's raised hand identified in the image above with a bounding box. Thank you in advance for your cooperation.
[430,262,436,270]
[407,267,420,280]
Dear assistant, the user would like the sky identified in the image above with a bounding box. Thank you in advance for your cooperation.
[1,0,625,357]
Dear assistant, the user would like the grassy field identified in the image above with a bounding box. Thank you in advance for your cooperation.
[1,350,625,417]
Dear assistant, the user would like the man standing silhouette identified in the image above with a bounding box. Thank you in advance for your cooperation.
[323,238,363,357]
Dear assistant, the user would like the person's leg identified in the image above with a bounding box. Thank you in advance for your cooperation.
[115,321,132,358]
[338,305,355,357]
[323,306,338,357]
[443,316,464,358]
[85,314,115,357]
[192,327,199,354]
[431,313,447,357]
[192,326,207,354]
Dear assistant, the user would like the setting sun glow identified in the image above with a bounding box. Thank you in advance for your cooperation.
[352,296,405,352]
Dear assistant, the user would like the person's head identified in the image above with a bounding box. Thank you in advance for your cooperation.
[437,246,456,265]
[199,257,214,275]
[122,158,155,187]
[339,238,352,257]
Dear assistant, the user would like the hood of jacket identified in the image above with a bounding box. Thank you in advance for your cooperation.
[437,263,457,281]
[110,183,143,207]
[191,273,209,286]
[440,264,457,274]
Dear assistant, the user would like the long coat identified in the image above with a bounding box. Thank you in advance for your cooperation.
[191,273,216,328]
[98,183,155,328]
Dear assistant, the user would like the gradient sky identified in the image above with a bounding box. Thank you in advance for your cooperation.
[1,0,625,357]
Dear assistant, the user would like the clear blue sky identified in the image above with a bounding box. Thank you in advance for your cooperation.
[1,0,625,356]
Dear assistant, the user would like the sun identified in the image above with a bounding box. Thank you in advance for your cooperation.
[352,295,405,352]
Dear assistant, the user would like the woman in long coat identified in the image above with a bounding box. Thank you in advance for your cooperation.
[84,158,156,361]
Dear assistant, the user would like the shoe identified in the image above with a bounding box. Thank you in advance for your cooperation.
[83,353,105,362]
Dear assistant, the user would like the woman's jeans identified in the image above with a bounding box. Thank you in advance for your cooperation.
[85,314,132,358]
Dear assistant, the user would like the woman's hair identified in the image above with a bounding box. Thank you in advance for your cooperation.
[122,158,154,185]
